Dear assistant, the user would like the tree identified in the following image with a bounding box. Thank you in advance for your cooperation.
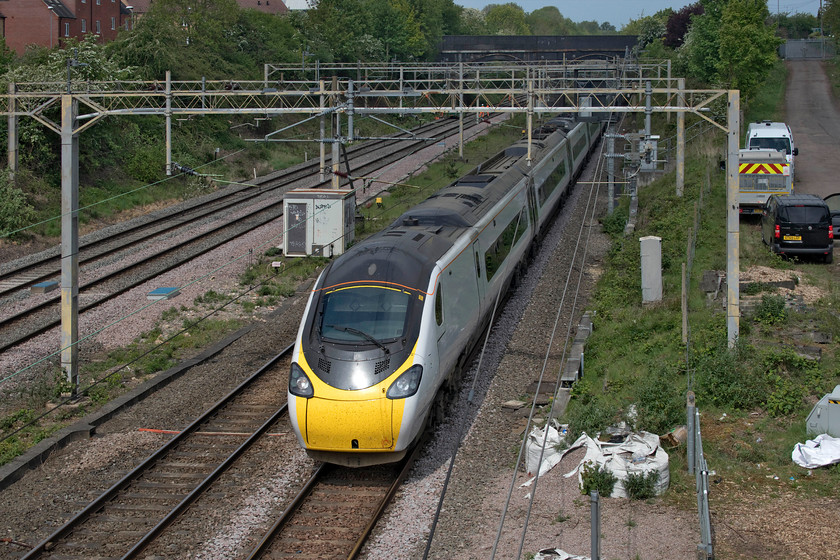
[305,0,377,61]
[775,12,819,39]
[107,9,183,79]
[624,15,667,49]
[484,3,529,35]
[678,0,780,100]
[664,3,703,48]
[822,0,840,36]
[408,0,463,58]
[370,0,426,60]
[525,7,576,36]
[576,20,602,34]
[678,0,725,85]
[0,171,35,237]
[459,8,488,35]
[228,10,299,70]
[716,0,781,99]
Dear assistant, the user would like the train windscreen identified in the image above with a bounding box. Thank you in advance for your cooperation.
[319,286,412,343]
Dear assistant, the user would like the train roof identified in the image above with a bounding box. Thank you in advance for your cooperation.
[393,124,571,230]
[322,225,455,292]
[319,119,584,293]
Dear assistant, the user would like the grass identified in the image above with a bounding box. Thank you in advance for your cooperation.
[567,136,840,504]
[0,114,528,468]
[0,311,246,467]
[744,59,788,125]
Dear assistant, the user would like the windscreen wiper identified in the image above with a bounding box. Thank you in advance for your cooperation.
[325,324,390,354]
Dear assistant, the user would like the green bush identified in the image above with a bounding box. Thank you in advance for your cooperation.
[694,340,764,410]
[624,469,660,500]
[564,395,619,444]
[581,462,617,497]
[601,204,629,236]
[753,294,787,325]
[764,373,804,417]
[633,365,686,435]
[0,409,35,431]
[0,171,36,237]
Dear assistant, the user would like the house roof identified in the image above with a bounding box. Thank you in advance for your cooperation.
[43,0,75,19]
[238,0,288,14]
[123,0,152,14]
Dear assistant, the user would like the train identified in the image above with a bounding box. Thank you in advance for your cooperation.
[288,116,603,467]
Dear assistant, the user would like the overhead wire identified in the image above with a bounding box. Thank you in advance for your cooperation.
[0,147,249,240]
[486,114,618,558]
[1,116,479,389]
[513,123,612,559]
[0,156,453,445]
[422,209,526,560]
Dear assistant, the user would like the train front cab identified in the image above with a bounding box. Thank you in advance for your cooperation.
[289,347,424,467]
[288,261,440,467]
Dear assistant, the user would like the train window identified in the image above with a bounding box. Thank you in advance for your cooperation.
[435,283,443,326]
[538,160,568,206]
[572,135,587,159]
[485,210,527,281]
[475,252,481,278]
[319,286,411,343]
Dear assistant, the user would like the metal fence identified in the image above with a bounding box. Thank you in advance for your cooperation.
[688,394,714,559]
[781,39,835,60]
[682,168,714,558]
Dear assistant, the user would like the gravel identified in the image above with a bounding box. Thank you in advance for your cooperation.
[0,124,703,560]
[361,152,699,560]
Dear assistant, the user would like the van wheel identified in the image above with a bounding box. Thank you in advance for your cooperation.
[826,251,834,264]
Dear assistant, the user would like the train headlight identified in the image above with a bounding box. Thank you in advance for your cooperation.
[386,365,423,399]
[289,362,313,398]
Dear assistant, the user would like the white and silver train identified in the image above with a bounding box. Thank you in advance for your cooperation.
[288,116,603,466]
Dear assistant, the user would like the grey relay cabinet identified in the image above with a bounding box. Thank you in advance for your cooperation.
[283,188,356,257]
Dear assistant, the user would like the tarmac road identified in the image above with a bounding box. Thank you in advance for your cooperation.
[785,60,840,198]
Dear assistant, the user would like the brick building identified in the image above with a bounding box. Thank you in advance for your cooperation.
[0,0,133,55]
[1,0,295,56]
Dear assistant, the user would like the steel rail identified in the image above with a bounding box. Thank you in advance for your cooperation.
[21,344,293,560]
[0,117,467,297]
[0,116,479,354]
[245,462,330,559]
[246,440,423,560]
[347,440,424,559]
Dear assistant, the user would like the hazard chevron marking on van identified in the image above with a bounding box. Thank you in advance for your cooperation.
[739,163,789,174]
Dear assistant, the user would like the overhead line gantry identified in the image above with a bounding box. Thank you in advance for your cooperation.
[0,59,740,393]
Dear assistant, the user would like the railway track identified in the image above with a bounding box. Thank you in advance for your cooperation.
[20,345,294,560]
[0,117,469,300]
[18,340,421,560]
[0,116,486,354]
[247,445,420,560]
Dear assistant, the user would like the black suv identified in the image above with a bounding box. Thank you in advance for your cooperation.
[761,194,834,263]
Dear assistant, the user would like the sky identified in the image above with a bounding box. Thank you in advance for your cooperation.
[455,1,821,29]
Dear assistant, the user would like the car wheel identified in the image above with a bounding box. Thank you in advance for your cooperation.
[826,251,834,264]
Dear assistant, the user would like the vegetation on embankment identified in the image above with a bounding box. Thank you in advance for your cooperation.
[565,61,840,506]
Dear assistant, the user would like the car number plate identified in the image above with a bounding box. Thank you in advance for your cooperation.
[783,235,801,241]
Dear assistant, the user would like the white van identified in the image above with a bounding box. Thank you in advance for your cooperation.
[745,121,798,180]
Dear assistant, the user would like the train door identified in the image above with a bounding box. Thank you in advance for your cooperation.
[526,176,538,237]
[472,239,486,320]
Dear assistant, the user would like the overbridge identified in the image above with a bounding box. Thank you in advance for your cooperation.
[437,35,638,63]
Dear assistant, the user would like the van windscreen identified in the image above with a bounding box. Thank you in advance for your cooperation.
[749,137,791,154]
[782,206,828,223]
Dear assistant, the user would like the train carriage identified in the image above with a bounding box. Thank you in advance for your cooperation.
[288,116,601,466]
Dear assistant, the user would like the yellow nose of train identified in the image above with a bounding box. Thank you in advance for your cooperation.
[290,355,411,467]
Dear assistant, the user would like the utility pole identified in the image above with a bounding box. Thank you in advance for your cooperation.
[60,94,79,394]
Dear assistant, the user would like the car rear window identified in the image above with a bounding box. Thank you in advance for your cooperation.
[781,206,829,223]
